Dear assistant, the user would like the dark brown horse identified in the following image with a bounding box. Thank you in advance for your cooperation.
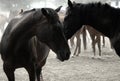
[0,7,70,81]
[64,0,120,57]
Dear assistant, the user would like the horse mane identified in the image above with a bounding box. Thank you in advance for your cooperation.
[86,2,110,8]
[66,2,113,16]
[70,2,120,24]
[74,2,111,8]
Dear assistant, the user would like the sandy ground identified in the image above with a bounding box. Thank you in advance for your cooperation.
[0,37,120,81]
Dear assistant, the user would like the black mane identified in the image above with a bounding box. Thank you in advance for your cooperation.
[73,2,113,10]
[64,2,120,39]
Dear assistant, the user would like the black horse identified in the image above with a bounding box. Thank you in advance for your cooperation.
[0,7,70,81]
[64,0,120,57]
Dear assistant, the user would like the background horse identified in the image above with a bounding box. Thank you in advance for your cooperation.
[0,7,70,81]
[69,25,106,57]
[63,0,120,57]
[69,26,86,56]
[85,25,105,56]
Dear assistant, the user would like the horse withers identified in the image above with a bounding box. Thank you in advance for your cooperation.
[0,7,70,81]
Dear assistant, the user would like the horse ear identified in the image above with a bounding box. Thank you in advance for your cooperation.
[68,0,73,9]
[41,8,49,17]
[55,6,62,12]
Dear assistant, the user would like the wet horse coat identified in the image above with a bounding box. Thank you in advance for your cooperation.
[64,0,120,57]
[0,8,70,81]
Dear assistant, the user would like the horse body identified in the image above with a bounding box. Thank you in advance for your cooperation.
[64,1,119,39]
[1,7,70,81]
[64,0,120,56]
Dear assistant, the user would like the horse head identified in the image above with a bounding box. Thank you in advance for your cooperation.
[36,7,71,61]
[1,7,70,62]
[63,0,83,39]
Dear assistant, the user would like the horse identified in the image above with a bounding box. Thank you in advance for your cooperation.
[0,7,70,81]
[69,26,86,56]
[84,25,105,56]
[69,25,105,57]
[63,0,120,57]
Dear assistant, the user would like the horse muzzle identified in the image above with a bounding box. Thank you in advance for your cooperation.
[56,50,71,61]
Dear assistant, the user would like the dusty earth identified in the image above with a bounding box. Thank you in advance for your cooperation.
[0,38,120,81]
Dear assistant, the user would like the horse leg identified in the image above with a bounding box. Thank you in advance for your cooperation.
[90,34,96,56]
[36,58,48,81]
[25,63,36,81]
[3,63,15,81]
[102,36,105,47]
[73,40,78,57]
[36,67,42,81]
[82,26,87,50]
[109,39,113,49]
[96,36,101,56]
[36,67,44,81]
[93,37,96,56]
[40,72,44,81]
[70,36,75,48]
[73,37,78,56]
[88,28,96,56]
[76,37,81,56]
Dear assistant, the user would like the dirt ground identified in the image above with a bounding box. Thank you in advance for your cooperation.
[0,38,120,81]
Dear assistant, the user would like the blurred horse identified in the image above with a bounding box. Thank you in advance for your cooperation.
[69,25,105,57]
[0,7,70,81]
[69,26,85,56]
[85,25,105,56]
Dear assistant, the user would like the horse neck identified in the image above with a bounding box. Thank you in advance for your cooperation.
[9,28,35,53]
[10,14,45,46]
[1,19,40,54]
[80,5,113,37]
